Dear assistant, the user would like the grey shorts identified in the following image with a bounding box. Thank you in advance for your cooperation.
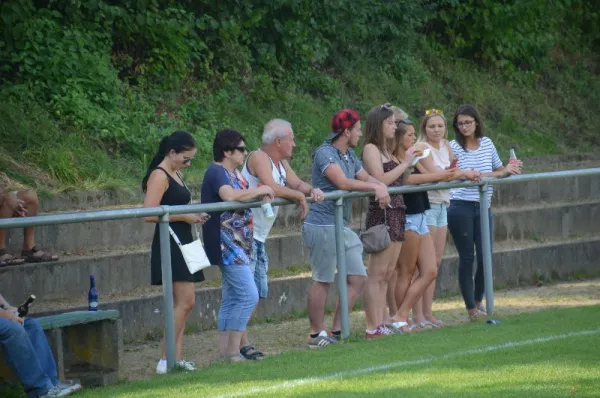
[302,224,367,283]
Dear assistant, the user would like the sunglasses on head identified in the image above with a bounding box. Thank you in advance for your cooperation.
[395,117,413,126]
[377,103,393,120]
[425,109,443,116]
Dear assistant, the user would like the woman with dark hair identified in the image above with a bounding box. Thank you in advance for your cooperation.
[448,104,522,320]
[201,129,275,362]
[142,130,209,374]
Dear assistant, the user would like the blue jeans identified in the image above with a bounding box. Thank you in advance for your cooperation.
[0,318,58,398]
[447,200,493,310]
[218,265,259,331]
[250,239,269,299]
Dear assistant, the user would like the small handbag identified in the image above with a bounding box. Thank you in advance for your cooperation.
[360,208,391,254]
[167,170,211,274]
[169,225,211,274]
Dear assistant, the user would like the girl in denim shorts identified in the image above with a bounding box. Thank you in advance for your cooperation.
[412,110,456,328]
[388,116,468,333]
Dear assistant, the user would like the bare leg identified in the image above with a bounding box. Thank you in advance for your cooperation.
[160,282,195,360]
[386,269,398,322]
[17,190,38,250]
[226,331,244,359]
[331,275,366,332]
[0,192,18,250]
[393,234,438,323]
[423,226,446,323]
[364,243,398,331]
[219,331,229,357]
[308,281,330,334]
[394,231,420,311]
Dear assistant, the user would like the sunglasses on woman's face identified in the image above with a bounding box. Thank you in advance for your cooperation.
[183,156,194,164]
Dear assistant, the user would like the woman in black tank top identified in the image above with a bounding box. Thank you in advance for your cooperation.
[387,119,461,333]
[142,131,209,374]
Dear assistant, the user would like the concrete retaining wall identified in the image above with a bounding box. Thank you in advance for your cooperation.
[2,200,599,302]
[31,237,600,342]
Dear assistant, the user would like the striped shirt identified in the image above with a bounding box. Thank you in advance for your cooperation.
[449,137,503,205]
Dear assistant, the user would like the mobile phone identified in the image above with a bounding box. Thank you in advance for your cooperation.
[448,158,458,169]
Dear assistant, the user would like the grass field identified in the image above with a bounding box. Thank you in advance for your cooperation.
[69,305,600,397]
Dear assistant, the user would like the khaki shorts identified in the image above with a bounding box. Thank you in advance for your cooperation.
[302,224,367,283]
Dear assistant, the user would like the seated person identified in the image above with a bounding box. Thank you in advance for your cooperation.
[0,187,59,266]
[0,293,80,397]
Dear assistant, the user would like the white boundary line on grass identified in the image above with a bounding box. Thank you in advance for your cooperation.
[216,328,600,398]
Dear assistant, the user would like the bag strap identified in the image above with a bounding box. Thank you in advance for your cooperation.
[168,227,182,246]
[360,199,388,232]
[168,224,201,244]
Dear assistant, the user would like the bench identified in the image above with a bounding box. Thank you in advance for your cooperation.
[0,310,122,387]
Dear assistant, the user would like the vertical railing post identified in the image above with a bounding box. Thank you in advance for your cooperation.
[334,196,350,338]
[478,184,495,315]
[158,209,176,371]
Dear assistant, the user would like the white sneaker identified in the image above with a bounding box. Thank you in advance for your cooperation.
[156,359,167,374]
[56,380,82,395]
[176,359,197,371]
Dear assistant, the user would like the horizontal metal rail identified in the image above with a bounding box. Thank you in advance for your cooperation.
[2,168,598,229]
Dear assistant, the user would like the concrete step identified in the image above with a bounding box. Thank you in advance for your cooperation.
[34,153,599,213]
[25,235,600,343]
[2,197,600,302]
[492,171,600,207]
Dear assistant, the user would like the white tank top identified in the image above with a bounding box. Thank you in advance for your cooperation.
[241,150,287,242]
[424,141,451,205]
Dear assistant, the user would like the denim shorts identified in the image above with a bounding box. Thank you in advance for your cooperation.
[250,239,269,299]
[302,224,367,283]
[425,203,448,228]
[405,213,430,236]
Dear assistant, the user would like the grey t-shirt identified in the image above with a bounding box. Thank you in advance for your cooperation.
[304,143,363,226]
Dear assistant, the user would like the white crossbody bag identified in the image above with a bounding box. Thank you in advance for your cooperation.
[167,171,211,274]
[168,224,211,274]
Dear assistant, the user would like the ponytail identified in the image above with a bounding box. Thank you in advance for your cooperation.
[141,131,196,192]
[142,136,170,192]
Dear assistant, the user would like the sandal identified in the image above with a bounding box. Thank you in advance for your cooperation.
[390,321,410,334]
[227,353,246,363]
[240,345,265,360]
[418,321,436,330]
[21,247,59,263]
[0,249,25,266]
[468,309,486,321]
[430,319,445,328]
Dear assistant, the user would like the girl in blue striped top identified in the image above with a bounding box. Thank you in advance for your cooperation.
[447,104,522,320]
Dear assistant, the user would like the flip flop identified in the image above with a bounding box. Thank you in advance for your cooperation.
[0,250,25,266]
[21,247,59,263]
[391,321,410,334]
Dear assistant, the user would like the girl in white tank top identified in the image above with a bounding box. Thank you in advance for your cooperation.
[412,109,456,329]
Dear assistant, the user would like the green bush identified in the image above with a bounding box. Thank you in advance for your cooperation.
[0,0,598,189]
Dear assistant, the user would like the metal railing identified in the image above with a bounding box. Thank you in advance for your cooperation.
[1,167,599,372]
